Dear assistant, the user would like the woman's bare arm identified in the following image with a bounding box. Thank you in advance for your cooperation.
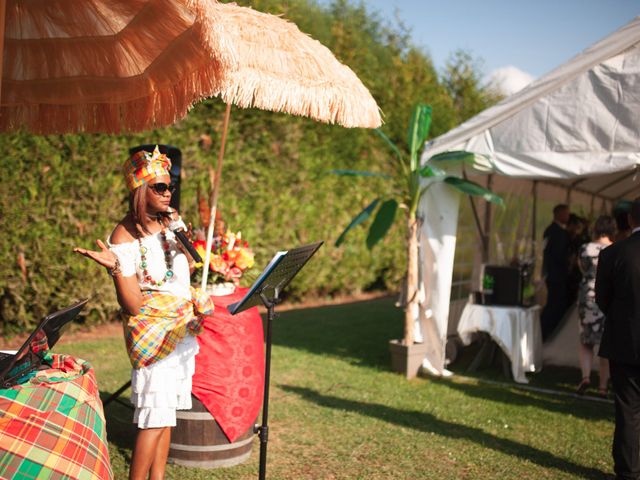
[74,229,144,315]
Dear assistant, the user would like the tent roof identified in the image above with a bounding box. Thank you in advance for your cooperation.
[423,17,640,201]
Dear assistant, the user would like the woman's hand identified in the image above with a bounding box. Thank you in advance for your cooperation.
[74,239,118,269]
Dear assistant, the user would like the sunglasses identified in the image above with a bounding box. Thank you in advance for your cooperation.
[149,182,176,195]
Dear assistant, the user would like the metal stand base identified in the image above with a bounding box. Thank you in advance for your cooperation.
[256,292,279,480]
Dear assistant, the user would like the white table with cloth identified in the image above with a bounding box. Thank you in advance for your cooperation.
[457,303,543,383]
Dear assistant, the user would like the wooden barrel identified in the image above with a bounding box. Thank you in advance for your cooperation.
[168,395,256,468]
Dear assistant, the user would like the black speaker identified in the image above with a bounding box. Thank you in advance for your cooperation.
[128,144,182,211]
[481,265,522,306]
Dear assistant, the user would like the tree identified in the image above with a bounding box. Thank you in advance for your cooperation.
[334,104,503,346]
[443,50,503,124]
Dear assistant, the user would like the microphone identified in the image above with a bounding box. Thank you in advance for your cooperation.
[173,229,203,264]
[167,216,203,264]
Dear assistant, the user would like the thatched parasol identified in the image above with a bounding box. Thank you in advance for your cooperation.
[1,0,381,132]
[0,0,237,133]
[0,0,382,285]
[194,2,383,286]
[211,2,382,129]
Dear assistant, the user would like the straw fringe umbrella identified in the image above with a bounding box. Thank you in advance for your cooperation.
[197,2,382,286]
[0,0,383,286]
[212,3,381,129]
[1,0,236,133]
[1,0,381,132]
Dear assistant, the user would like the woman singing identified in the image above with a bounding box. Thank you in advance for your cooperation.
[75,146,213,479]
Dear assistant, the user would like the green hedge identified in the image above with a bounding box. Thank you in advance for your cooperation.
[0,0,496,333]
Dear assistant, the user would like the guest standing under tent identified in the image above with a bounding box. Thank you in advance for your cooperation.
[541,204,571,341]
[74,146,213,480]
[596,199,640,480]
[576,215,614,396]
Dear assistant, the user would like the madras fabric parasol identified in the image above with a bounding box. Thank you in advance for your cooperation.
[0,354,113,479]
[0,0,381,133]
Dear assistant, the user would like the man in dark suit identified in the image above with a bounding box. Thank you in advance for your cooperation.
[540,204,571,341]
[596,198,640,480]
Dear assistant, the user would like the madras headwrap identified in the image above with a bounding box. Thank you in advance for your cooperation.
[123,287,214,369]
[123,145,172,191]
[0,354,113,480]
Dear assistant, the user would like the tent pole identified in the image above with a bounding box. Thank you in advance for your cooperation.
[201,103,232,289]
[531,181,538,260]
[462,170,486,253]
[468,196,486,254]
[482,175,493,263]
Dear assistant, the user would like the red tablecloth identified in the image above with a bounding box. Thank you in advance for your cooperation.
[192,288,265,442]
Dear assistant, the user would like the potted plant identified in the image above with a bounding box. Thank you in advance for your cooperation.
[334,104,503,378]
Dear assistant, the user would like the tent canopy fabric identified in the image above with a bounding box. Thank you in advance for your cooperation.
[415,16,640,376]
[422,16,640,202]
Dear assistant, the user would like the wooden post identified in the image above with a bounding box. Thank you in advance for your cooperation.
[404,216,418,345]
[201,103,232,289]
[0,0,7,110]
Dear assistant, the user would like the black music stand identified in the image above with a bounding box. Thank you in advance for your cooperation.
[228,241,323,480]
[0,298,88,388]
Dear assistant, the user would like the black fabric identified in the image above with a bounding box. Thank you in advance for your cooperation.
[540,222,571,341]
[542,222,570,281]
[596,231,640,479]
[597,231,640,364]
[610,361,640,480]
[540,279,569,341]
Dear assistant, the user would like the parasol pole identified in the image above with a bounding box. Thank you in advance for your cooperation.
[0,0,7,109]
[201,103,232,289]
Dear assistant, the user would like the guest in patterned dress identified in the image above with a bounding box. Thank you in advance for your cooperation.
[75,146,213,480]
[576,214,615,396]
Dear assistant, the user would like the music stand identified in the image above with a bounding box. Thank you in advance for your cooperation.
[228,241,323,480]
[0,298,88,388]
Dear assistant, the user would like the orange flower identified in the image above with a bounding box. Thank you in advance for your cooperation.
[236,248,255,270]
[210,254,228,275]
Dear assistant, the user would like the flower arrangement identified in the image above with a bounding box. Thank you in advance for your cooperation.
[192,229,255,286]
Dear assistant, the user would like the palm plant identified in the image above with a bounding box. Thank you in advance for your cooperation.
[334,104,503,346]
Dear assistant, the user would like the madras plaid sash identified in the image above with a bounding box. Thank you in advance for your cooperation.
[0,354,113,479]
[124,287,214,369]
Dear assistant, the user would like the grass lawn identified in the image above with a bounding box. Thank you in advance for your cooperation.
[56,297,614,479]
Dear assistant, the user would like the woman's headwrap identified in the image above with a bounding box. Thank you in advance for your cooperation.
[123,145,172,191]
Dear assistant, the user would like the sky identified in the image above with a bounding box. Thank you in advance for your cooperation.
[317,0,638,94]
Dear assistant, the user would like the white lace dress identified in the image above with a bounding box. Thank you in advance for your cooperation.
[109,229,198,428]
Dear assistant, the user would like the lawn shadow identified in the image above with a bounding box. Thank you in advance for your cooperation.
[281,384,611,479]
[432,376,614,422]
[272,297,592,394]
[100,390,136,455]
[448,338,607,397]
[271,296,402,370]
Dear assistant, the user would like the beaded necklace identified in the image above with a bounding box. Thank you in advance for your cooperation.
[138,227,174,287]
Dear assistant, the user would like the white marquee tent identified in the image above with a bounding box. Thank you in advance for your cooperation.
[416,17,640,375]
